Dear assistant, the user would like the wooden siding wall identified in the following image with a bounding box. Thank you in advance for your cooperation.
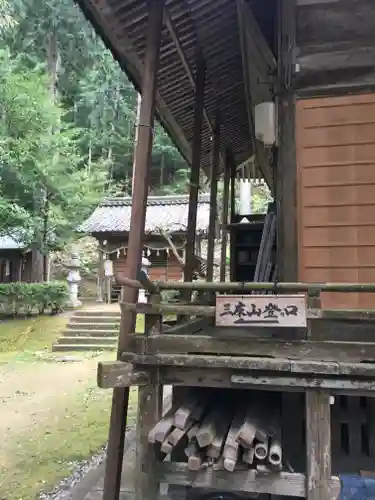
[296,94,375,309]
[113,253,183,283]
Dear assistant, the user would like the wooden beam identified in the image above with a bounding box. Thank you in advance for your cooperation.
[158,462,340,498]
[237,0,277,73]
[305,391,333,500]
[220,150,231,281]
[102,2,165,499]
[163,10,224,171]
[124,335,375,364]
[85,0,191,165]
[97,361,149,389]
[206,111,220,282]
[298,46,375,73]
[184,57,206,283]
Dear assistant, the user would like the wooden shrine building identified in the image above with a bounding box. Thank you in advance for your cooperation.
[74,0,375,499]
[79,194,211,301]
[0,234,32,283]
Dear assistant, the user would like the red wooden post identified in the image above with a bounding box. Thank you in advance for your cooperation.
[183,57,206,283]
[102,1,165,499]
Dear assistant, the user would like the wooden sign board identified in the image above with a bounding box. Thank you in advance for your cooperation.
[215,294,307,328]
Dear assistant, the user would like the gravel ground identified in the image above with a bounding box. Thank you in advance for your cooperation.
[39,447,107,500]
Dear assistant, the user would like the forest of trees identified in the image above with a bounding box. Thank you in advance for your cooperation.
[0,0,190,280]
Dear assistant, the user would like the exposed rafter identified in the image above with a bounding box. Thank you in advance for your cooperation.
[163,8,225,172]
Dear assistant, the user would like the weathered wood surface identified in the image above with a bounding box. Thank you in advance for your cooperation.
[125,334,375,363]
[215,294,307,328]
[121,301,215,317]
[158,462,340,498]
[306,390,332,500]
[296,0,375,94]
[98,359,375,394]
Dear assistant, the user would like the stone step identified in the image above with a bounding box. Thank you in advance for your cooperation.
[52,343,116,352]
[72,315,121,324]
[68,321,120,331]
[57,336,118,345]
[62,328,118,337]
[73,311,120,318]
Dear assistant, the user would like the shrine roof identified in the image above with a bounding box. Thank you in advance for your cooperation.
[0,234,27,251]
[78,194,211,234]
[74,0,277,179]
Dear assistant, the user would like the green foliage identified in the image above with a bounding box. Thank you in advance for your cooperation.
[0,281,69,316]
[0,47,107,251]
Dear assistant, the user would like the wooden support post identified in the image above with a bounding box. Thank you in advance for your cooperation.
[305,390,332,500]
[220,149,231,282]
[183,57,206,284]
[174,53,205,456]
[230,153,236,223]
[102,1,164,499]
[97,247,104,302]
[135,291,163,500]
[206,110,220,282]
[277,0,298,282]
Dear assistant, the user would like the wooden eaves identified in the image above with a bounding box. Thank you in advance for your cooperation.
[74,0,275,181]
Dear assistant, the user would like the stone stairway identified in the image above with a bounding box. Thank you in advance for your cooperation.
[53,308,121,352]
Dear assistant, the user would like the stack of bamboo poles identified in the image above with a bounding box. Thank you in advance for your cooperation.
[148,389,283,473]
[253,212,277,286]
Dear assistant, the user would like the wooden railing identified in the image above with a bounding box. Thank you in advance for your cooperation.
[117,270,375,320]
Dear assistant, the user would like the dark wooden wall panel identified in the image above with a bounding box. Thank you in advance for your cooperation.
[296,93,375,309]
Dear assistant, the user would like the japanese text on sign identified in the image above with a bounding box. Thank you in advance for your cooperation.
[215,295,307,328]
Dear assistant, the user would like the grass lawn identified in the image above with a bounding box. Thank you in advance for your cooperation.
[0,315,69,363]
[0,313,138,500]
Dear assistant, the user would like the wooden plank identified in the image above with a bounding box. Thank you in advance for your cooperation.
[157,280,375,293]
[367,398,375,458]
[216,294,307,328]
[306,390,332,500]
[158,462,340,497]
[102,1,165,499]
[121,301,215,316]
[231,375,375,392]
[98,363,375,396]
[126,334,375,363]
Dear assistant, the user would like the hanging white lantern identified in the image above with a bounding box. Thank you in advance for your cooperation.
[147,248,151,257]
[117,250,120,259]
[157,249,160,256]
